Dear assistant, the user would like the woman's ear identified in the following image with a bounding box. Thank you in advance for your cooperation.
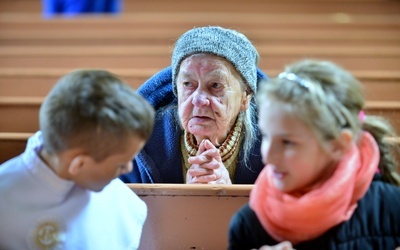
[329,129,353,160]
[240,93,252,111]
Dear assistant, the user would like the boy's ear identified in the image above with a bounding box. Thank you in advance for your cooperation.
[68,155,90,176]
[329,129,353,160]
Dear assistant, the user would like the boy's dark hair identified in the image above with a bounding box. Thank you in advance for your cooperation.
[39,69,155,162]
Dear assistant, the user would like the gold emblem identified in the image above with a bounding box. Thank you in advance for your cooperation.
[34,221,60,250]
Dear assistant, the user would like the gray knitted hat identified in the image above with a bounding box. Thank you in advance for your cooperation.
[171,26,259,94]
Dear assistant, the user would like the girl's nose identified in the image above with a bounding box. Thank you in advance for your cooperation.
[121,161,133,175]
[262,143,280,166]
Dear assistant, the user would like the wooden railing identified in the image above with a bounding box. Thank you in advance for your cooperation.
[0,0,399,164]
[1,0,399,14]
[128,183,251,249]
[0,69,399,100]
[0,44,399,71]
[1,125,400,164]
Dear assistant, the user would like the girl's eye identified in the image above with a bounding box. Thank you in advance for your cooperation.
[282,139,295,146]
[260,131,268,139]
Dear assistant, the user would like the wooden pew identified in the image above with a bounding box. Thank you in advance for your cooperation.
[1,0,399,164]
[3,12,398,29]
[1,130,400,165]
[0,132,31,164]
[0,68,399,101]
[1,24,399,46]
[132,183,250,249]
[0,68,158,97]
[122,0,400,15]
[1,5,397,87]
[1,0,400,15]
[0,44,399,71]
[1,97,400,133]
[1,3,398,88]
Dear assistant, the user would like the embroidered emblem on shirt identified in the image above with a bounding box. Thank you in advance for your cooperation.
[34,221,61,249]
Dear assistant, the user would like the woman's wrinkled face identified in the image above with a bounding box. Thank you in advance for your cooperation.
[176,54,250,145]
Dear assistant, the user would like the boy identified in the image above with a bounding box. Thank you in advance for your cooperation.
[0,69,155,249]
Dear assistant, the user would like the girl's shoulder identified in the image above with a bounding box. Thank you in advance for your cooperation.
[368,174,400,197]
[358,175,400,224]
[327,176,400,248]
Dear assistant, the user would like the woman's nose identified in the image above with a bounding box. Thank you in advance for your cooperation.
[192,90,210,107]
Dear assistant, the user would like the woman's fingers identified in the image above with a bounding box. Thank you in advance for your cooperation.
[188,156,220,169]
[196,139,209,155]
[187,139,232,184]
[188,154,211,165]
[188,148,221,165]
[191,174,217,183]
[189,168,232,184]
[203,139,216,150]
[188,166,214,176]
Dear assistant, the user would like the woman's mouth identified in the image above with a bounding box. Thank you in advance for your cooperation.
[191,116,212,123]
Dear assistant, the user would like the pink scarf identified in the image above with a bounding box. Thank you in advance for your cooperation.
[250,132,379,244]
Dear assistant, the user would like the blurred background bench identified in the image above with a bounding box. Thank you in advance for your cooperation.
[0,0,399,164]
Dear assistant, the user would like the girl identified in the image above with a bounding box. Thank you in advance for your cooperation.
[228,59,400,249]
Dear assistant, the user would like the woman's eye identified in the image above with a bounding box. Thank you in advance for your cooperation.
[211,82,222,89]
[183,82,193,87]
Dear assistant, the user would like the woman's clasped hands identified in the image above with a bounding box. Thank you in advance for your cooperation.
[186,139,232,184]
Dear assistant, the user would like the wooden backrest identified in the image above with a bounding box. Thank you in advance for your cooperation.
[128,183,252,249]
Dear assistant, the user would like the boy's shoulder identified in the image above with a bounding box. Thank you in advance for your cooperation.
[0,154,26,182]
[97,178,147,226]
[101,178,144,200]
[98,178,147,211]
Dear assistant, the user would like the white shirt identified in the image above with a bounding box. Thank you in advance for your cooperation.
[0,132,147,250]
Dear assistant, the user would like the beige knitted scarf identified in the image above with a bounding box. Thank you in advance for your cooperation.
[181,112,244,182]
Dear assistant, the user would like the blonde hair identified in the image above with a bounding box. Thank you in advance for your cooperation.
[40,69,155,162]
[257,59,400,186]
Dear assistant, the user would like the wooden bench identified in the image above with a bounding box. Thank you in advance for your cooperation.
[0,132,31,164]
[1,21,399,46]
[2,130,400,164]
[1,0,399,15]
[0,68,158,97]
[1,3,397,89]
[0,44,399,71]
[1,0,399,163]
[1,97,400,133]
[128,183,252,249]
[0,68,399,101]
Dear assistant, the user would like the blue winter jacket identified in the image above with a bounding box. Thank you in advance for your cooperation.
[120,66,268,183]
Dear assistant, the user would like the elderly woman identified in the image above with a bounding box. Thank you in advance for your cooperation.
[120,26,268,184]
